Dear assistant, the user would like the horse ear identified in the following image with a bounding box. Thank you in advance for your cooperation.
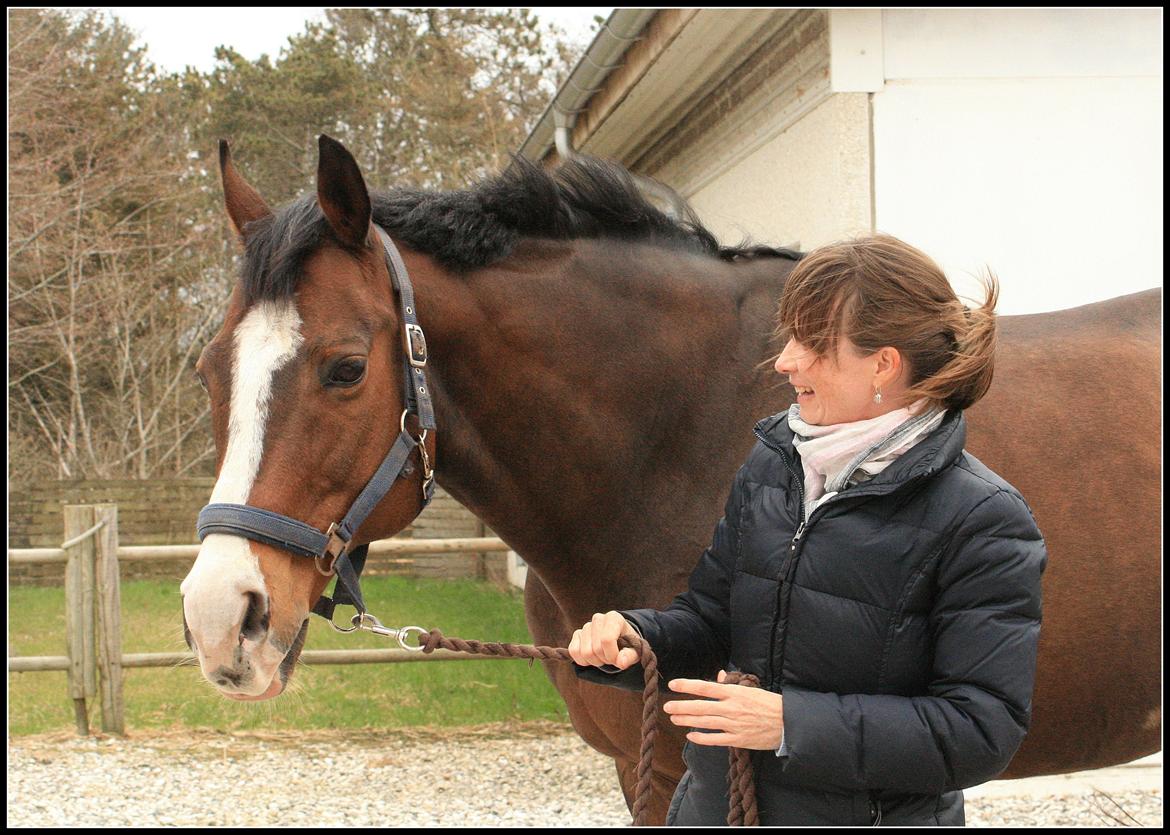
[218,140,272,241]
[317,134,372,249]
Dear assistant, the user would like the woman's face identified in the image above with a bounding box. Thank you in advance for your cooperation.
[774,336,904,426]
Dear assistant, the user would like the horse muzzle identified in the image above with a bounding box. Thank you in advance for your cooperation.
[180,537,307,699]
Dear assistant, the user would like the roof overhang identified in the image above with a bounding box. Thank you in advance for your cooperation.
[518,9,659,165]
[518,9,794,170]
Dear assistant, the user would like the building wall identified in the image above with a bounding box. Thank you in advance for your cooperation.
[860,9,1163,313]
[684,92,872,252]
[872,75,1162,314]
[637,9,873,253]
[621,9,1160,316]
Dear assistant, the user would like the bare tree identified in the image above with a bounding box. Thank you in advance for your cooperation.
[8,10,228,481]
[8,8,581,483]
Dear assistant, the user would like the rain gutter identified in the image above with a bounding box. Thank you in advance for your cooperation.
[519,9,687,218]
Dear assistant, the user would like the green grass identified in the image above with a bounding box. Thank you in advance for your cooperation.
[7,576,571,735]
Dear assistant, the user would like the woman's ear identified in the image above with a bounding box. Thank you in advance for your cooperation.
[874,346,905,388]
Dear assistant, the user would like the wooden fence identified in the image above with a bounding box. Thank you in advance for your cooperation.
[9,478,218,548]
[7,504,513,736]
[9,479,503,586]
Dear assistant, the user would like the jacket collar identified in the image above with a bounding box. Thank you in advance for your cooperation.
[754,407,967,490]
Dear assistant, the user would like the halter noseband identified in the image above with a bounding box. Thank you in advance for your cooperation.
[196,224,436,624]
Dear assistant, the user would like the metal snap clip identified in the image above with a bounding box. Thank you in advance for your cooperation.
[350,614,428,652]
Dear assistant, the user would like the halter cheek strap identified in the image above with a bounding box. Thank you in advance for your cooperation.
[196,224,436,622]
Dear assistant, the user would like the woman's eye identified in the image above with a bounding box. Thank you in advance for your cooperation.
[328,359,366,387]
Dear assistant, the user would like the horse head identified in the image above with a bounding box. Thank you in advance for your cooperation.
[180,135,437,700]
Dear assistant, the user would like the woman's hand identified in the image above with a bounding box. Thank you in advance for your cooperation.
[664,670,785,750]
[567,610,641,669]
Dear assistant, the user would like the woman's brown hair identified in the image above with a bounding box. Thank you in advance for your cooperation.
[762,234,999,413]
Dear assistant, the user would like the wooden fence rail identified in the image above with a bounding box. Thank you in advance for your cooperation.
[7,504,512,736]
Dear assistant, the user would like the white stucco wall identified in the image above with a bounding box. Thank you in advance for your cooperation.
[683,92,873,253]
[862,9,1163,314]
[616,9,1160,316]
[872,75,1162,314]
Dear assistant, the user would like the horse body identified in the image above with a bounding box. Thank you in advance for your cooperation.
[410,234,1162,806]
[963,289,1161,776]
[412,238,796,819]
[185,138,1159,824]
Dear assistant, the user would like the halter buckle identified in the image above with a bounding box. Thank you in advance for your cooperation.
[316,522,348,576]
[405,324,427,367]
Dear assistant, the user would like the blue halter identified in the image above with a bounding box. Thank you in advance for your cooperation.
[196,225,437,623]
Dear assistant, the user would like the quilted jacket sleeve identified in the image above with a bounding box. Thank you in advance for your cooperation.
[572,462,746,692]
[777,488,1047,794]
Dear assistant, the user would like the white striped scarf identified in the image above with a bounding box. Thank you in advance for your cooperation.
[787,400,947,520]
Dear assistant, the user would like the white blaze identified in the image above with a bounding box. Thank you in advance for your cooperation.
[210,299,304,505]
[181,299,303,673]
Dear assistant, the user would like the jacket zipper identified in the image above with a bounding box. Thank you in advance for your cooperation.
[758,426,807,689]
[753,425,935,690]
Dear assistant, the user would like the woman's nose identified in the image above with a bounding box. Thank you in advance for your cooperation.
[775,339,799,374]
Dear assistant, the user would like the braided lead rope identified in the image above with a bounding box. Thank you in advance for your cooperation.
[720,671,761,826]
[416,628,758,826]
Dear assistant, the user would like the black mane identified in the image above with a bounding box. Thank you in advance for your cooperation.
[241,154,802,303]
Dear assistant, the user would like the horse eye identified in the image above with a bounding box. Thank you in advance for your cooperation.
[327,358,367,387]
[195,371,209,393]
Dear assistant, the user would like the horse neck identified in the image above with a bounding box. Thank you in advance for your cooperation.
[411,238,791,622]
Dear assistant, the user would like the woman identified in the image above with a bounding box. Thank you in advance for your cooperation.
[569,234,1047,826]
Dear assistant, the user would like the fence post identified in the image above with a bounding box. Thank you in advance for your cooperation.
[93,504,125,734]
[63,505,98,736]
[476,518,487,580]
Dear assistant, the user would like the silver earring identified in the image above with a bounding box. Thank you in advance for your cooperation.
[873,388,883,404]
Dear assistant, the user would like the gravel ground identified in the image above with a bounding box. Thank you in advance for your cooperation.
[7,724,1162,827]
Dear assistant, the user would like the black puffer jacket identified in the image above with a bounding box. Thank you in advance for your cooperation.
[576,408,1046,825]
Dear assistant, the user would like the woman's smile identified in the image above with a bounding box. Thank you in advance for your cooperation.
[775,335,910,426]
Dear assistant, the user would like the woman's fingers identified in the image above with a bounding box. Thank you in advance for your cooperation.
[615,647,638,669]
[569,623,601,666]
[570,612,639,669]
[609,610,640,668]
[599,612,620,665]
[667,713,730,731]
[668,678,730,697]
[568,627,586,665]
[685,731,737,747]
[588,612,607,663]
[663,698,723,715]
[603,608,641,668]
[606,611,641,668]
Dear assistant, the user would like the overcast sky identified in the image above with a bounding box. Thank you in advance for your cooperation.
[106,7,611,75]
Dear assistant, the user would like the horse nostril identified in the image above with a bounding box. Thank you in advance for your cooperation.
[240,591,270,643]
[181,609,195,652]
[215,667,244,687]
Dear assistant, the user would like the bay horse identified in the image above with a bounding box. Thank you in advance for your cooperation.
[181,135,1161,822]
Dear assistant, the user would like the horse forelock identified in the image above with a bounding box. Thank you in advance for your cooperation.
[240,197,331,305]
